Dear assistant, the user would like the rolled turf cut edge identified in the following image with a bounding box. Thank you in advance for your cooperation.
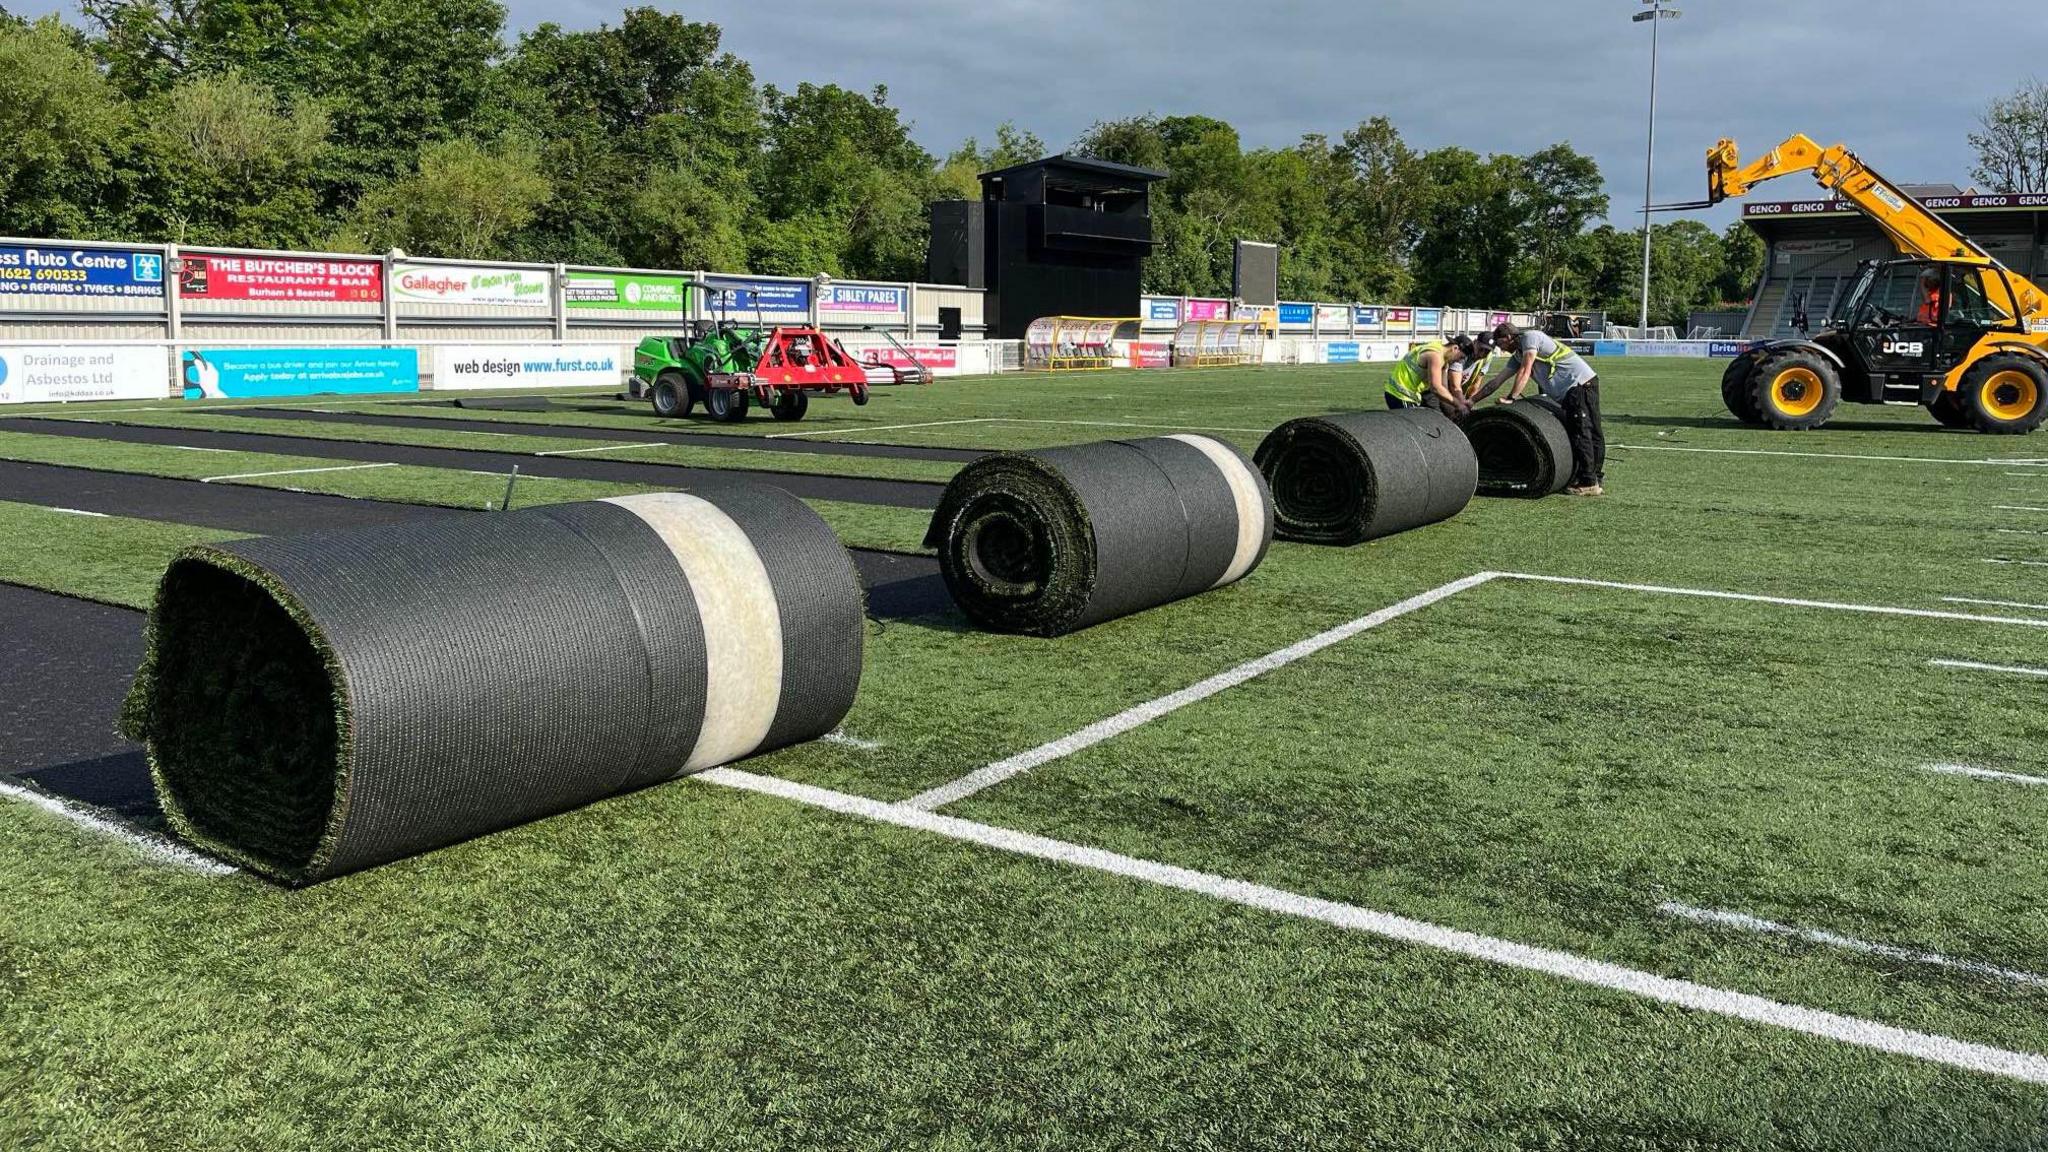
[1252,409,1476,545]
[1460,400,1574,497]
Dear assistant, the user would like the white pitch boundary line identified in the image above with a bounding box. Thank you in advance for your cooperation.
[1994,528,2048,537]
[1612,442,2048,468]
[909,571,2048,812]
[1929,658,2048,679]
[1942,596,2048,613]
[1995,506,2048,513]
[1984,558,2048,568]
[1920,763,2048,787]
[768,418,998,440]
[1497,573,2048,629]
[44,507,111,518]
[165,444,232,453]
[200,462,396,483]
[0,779,235,876]
[700,767,2048,1086]
[822,730,882,751]
[533,442,665,457]
[904,573,1503,811]
[1658,902,2048,991]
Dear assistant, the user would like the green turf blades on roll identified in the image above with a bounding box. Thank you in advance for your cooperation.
[1461,400,1574,497]
[923,435,1272,637]
[121,487,863,884]
[1254,409,1478,545]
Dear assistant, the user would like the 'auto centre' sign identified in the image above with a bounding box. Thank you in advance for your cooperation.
[1746,192,2048,216]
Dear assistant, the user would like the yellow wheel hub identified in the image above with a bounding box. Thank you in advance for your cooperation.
[1982,371,2041,422]
[1771,367,1825,417]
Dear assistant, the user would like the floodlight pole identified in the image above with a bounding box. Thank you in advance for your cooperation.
[1634,1,1680,334]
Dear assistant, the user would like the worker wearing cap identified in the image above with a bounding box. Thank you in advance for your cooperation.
[1386,335,1473,415]
[1454,333,1510,403]
[1483,322,1606,496]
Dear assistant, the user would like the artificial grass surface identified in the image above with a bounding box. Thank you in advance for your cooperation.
[0,502,244,608]
[2,359,2046,1148]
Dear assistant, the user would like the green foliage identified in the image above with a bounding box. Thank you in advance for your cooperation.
[6,4,1751,320]
[1969,80,2048,193]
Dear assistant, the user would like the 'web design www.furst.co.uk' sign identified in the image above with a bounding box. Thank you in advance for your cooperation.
[0,245,163,299]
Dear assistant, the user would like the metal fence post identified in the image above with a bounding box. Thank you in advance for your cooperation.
[553,262,568,342]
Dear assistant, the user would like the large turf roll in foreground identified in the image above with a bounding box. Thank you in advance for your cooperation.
[1460,398,1574,497]
[121,489,863,884]
[923,434,1272,636]
[1253,408,1477,545]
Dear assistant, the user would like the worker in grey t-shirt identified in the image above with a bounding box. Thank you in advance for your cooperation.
[1480,322,1606,495]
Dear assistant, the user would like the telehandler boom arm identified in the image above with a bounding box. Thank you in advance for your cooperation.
[1705,134,2047,321]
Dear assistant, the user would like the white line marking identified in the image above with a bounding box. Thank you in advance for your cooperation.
[1984,558,2048,567]
[44,507,111,518]
[1995,506,2048,513]
[165,445,232,453]
[699,768,2048,1086]
[1994,528,2048,537]
[1005,418,1268,434]
[200,462,397,483]
[1613,443,2048,467]
[1942,596,2048,613]
[464,469,567,480]
[1920,763,2048,787]
[1929,658,2048,678]
[2009,473,2046,479]
[533,442,665,456]
[1497,573,2048,629]
[905,573,1502,811]
[0,779,235,875]
[822,730,882,751]
[1659,902,2048,990]
[767,418,997,440]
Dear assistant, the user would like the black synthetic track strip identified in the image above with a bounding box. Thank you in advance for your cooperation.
[225,405,989,463]
[0,458,457,535]
[0,586,146,801]
[0,416,943,510]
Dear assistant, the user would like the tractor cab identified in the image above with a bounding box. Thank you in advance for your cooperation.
[1822,258,2034,405]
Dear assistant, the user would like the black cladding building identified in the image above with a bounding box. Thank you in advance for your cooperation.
[927,154,1167,339]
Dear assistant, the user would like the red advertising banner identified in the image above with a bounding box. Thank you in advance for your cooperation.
[178,252,383,303]
[1129,342,1171,369]
[856,345,958,370]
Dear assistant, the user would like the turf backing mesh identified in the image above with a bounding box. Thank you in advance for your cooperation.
[122,491,861,884]
[923,436,1271,636]
[1253,409,1477,545]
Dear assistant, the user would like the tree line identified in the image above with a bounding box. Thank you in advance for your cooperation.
[2,2,1773,325]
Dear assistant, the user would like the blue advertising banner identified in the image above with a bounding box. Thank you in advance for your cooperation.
[703,277,810,313]
[1414,308,1443,327]
[181,347,419,399]
[1708,341,1753,358]
[1278,302,1315,326]
[0,245,163,299]
[1355,307,1382,326]
[819,284,906,313]
[1325,342,1360,364]
[1146,297,1181,323]
[1591,340,1629,357]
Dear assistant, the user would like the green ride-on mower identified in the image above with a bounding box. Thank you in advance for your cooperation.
[632,321,870,424]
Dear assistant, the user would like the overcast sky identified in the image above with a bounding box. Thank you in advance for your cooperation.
[21,0,2042,229]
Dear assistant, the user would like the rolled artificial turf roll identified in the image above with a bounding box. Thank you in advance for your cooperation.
[1460,399,1574,497]
[1253,409,1477,545]
[121,488,863,884]
[923,434,1272,636]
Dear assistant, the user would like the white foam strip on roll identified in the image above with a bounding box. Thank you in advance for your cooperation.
[1168,434,1268,588]
[605,493,784,772]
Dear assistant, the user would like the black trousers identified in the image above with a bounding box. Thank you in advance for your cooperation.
[1385,392,1443,412]
[1562,378,1604,486]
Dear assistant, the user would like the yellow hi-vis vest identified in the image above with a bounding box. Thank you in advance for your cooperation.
[1387,341,1447,403]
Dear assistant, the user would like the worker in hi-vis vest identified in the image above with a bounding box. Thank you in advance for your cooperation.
[1451,333,1507,401]
[1479,321,1606,496]
[1386,334,1474,415]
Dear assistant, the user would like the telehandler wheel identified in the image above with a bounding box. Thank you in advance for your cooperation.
[1960,355,2048,435]
[1926,390,1973,429]
[650,371,691,418]
[705,386,750,423]
[770,390,810,422]
[1721,355,1765,424]
[1748,350,1840,430]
